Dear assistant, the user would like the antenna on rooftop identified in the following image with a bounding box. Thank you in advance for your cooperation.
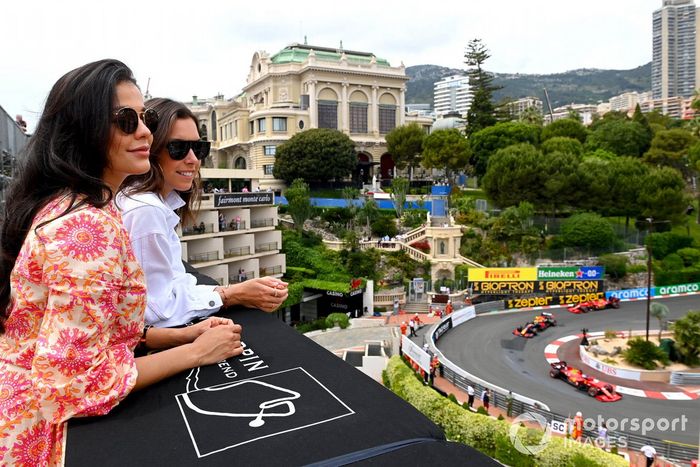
[339,40,343,51]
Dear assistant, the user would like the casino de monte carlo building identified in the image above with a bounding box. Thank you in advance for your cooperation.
[187,42,432,192]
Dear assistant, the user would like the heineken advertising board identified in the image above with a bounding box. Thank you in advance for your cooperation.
[537,266,604,281]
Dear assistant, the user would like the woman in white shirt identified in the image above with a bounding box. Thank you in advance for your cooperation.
[119,98,288,328]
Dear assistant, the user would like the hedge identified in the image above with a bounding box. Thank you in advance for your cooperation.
[385,357,627,467]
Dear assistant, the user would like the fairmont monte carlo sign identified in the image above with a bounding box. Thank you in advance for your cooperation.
[214,192,275,208]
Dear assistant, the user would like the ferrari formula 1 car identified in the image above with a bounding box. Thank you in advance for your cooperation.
[568,296,621,314]
[549,361,622,402]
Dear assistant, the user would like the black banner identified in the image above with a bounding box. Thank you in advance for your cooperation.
[505,292,606,309]
[433,317,453,342]
[313,288,364,318]
[471,280,603,295]
[214,192,274,208]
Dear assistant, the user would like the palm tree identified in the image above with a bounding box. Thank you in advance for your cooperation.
[650,302,669,342]
[358,198,379,237]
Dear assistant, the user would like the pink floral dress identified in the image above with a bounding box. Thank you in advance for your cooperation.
[0,195,146,466]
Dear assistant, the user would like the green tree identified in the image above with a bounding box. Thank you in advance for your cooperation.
[650,302,670,342]
[688,142,700,223]
[464,39,501,137]
[285,179,313,233]
[637,167,688,223]
[575,158,615,215]
[560,212,617,250]
[632,104,653,140]
[541,118,588,143]
[274,129,356,183]
[541,136,583,157]
[341,187,359,231]
[644,128,697,176]
[586,119,651,157]
[671,311,700,365]
[481,143,543,208]
[391,177,410,219]
[518,106,544,126]
[385,123,425,180]
[358,198,379,236]
[607,157,649,233]
[538,151,582,217]
[589,110,629,131]
[421,129,471,181]
[468,121,541,177]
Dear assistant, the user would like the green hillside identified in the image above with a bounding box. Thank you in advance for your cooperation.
[405,63,651,110]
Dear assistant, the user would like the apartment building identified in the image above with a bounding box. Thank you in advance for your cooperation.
[545,103,599,126]
[652,0,700,100]
[433,75,470,117]
[503,96,543,119]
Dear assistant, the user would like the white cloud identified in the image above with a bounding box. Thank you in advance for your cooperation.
[1,0,660,131]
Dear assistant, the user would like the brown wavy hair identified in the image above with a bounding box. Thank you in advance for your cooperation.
[120,98,202,224]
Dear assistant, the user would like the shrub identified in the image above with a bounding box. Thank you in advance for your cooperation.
[604,330,618,340]
[623,337,670,370]
[476,406,489,415]
[560,213,617,249]
[646,232,693,260]
[627,264,648,274]
[662,253,684,271]
[676,247,700,267]
[371,216,398,238]
[597,254,627,279]
[384,357,626,467]
[671,311,700,365]
[325,313,350,329]
[295,318,329,334]
[410,240,431,253]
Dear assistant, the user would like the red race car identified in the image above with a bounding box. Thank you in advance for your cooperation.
[568,296,620,314]
[549,361,622,402]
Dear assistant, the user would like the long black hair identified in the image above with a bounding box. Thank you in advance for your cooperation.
[121,97,202,224]
[0,59,138,331]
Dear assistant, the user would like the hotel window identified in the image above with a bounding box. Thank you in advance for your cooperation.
[349,103,368,134]
[272,117,287,132]
[264,145,276,156]
[257,118,266,133]
[378,105,396,134]
[317,100,338,129]
[249,121,254,135]
[263,164,274,175]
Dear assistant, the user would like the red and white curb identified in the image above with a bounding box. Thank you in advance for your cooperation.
[544,333,699,401]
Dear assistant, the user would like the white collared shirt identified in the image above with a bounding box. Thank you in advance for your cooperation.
[117,191,222,327]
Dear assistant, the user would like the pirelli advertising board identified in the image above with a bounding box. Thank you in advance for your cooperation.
[471,280,603,295]
[468,268,537,282]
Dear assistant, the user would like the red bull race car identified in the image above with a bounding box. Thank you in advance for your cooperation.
[567,296,620,314]
[513,313,557,338]
[549,361,622,402]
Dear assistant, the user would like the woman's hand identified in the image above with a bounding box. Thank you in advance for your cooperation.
[181,316,234,343]
[190,322,244,366]
[222,277,289,312]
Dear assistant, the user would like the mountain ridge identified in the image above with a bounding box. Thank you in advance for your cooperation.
[405,63,652,110]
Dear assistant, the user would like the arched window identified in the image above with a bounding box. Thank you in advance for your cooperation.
[440,241,446,255]
[234,157,247,169]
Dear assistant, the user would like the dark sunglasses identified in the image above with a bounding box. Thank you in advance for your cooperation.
[113,107,159,134]
[166,140,211,161]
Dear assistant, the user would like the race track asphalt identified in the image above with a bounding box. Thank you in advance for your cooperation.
[436,295,700,445]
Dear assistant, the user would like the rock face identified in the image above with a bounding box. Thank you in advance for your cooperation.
[590,345,609,356]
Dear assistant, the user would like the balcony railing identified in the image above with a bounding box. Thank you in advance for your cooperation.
[182,223,214,236]
[229,271,256,283]
[224,246,251,258]
[259,265,283,277]
[220,220,247,232]
[188,250,220,263]
[250,218,274,229]
[255,242,279,253]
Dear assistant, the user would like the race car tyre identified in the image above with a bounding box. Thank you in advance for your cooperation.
[549,369,560,378]
[588,387,599,397]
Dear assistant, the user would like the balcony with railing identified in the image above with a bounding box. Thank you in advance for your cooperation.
[229,270,256,283]
[182,223,215,236]
[224,245,251,258]
[220,220,247,232]
[188,250,220,264]
[259,265,283,277]
[250,218,274,229]
[255,241,279,253]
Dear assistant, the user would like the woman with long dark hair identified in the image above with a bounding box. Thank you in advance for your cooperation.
[119,98,287,329]
[0,60,243,465]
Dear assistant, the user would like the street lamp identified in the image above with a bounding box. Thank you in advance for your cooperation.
[645,217,653,342]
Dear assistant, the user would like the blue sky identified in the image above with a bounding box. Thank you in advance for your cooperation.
[1,0,661,130]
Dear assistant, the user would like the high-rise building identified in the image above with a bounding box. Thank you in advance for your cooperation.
[433,75,470,117]
[652,0,700,100]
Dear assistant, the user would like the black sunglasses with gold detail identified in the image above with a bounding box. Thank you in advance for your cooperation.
[166,140,211,161]
[113,107,159,134]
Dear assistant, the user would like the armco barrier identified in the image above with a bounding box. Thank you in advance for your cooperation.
[428,301,699,464]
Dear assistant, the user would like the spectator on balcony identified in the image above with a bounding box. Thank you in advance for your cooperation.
[0,59,245,466]
[119,98,288,328]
